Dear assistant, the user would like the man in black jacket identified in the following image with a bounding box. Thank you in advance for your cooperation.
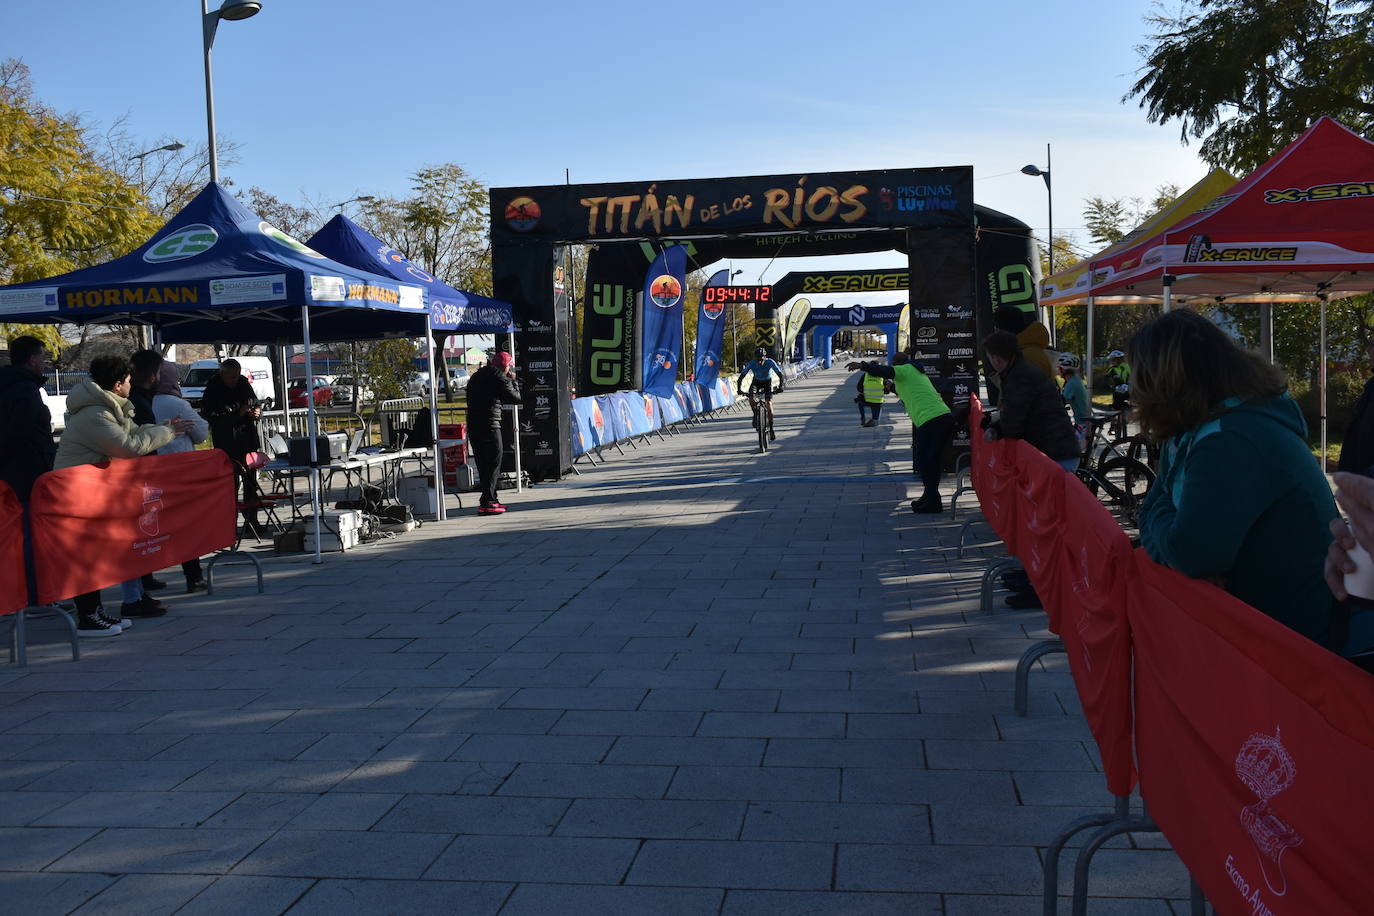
[1,336,55,608]
[982,331,1082,611]
[466,351,522,516]
[199,359,262,532]
[0,336,55,505]
[982,331,1081,470]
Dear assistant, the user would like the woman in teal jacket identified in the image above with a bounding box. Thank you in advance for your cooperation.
[1132,311,1339,647]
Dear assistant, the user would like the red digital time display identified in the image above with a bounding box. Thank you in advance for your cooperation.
[703,285,772,305]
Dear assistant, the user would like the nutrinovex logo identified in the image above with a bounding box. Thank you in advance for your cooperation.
[260,221,325,259]
[144,224,219,263]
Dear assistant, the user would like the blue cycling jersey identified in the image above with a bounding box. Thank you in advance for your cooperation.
[738,359,783,386]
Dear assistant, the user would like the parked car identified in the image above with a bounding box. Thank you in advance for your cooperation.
[331,375,373,403]
[288,376,333,407]
[40,388,66,432]
[181,356,276,408]
[410,368,470,396]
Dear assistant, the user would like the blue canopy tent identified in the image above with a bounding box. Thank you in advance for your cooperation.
[0,182,449,560]
[307,214,517,434]
[307,214,513,335]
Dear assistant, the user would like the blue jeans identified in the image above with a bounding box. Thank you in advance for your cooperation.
[1057,458,1080,473]
[120,579,143,605]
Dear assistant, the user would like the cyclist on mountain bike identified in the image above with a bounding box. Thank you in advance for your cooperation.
[737,347,785,441]
[1105,349,1132,409]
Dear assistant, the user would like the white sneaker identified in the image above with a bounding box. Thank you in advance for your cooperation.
[96,609,131,630]
[77,614,122,637]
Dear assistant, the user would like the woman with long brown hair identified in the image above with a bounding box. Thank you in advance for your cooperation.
[1132,309,1340,647]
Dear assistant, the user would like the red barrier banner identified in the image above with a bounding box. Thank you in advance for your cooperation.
[0,483,26,616]
[29,450,235,604]
[1042,475,1137,795]
[1008,441,1066,622]
[1129,552,1374,915]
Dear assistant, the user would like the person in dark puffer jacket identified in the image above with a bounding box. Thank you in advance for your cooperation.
[981,330,1081,470]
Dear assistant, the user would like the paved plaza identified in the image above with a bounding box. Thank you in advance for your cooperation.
[1,368,1192,914]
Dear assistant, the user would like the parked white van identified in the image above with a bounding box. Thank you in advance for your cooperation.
[181,357,276,408]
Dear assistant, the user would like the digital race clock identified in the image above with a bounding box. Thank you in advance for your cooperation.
[703,285,772,305]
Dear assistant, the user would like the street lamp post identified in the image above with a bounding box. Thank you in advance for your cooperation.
[130,141,186,194]
[727,268,743,367]
[331,195,375,210]
[1022,144,1054,346]
[202,0,262,184]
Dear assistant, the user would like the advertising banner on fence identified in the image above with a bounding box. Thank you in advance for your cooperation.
[0,483,26,615]
[28,450,235,604]
[641,245,688,398]
[693,268,729,388]
[1129,552,1374,915]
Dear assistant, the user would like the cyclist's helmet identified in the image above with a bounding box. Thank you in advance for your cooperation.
[1108,349,1125,359]
[1056,353,1081,370]
[754,347,767,358]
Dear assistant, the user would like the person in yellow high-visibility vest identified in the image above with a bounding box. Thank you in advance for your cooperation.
[847,353,954,513]
[855,370,886,427]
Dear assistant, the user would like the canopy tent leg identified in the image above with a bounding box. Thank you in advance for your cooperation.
[1084,296,1095,390]
[278,342,290,431]
[1161,274,1174,313]
[1320,294,1329,466]
[301,306,323,566]
[425,315,444,523]
[1260,302,1275,364]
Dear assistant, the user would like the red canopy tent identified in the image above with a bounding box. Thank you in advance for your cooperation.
[1083,117,1374,455]
[1091,117,1374,302]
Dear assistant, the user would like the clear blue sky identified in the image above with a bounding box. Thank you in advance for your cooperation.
[4,0,1208,290]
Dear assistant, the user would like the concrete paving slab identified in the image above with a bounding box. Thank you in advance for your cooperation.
[374,794,568,835]
[174,875,314,915]
[232,829,450,879]
[286,879,509,915]
[0,873,114,916]
[68,873,213,915]
[722,889,942,915]
[48,827,269,875]
[627,838,834,890]
[424,835,639,884]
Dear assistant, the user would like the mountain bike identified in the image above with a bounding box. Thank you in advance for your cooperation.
[1075,411,1155,528]
[745,385,776,452]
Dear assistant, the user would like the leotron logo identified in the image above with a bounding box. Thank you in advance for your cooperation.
[1264,181,1374,204]
[144,224,218,263]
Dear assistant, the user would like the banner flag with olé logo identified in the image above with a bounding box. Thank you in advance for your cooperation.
[692,268,730,388]
[640,245,687,399]
[578,245,640,396]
